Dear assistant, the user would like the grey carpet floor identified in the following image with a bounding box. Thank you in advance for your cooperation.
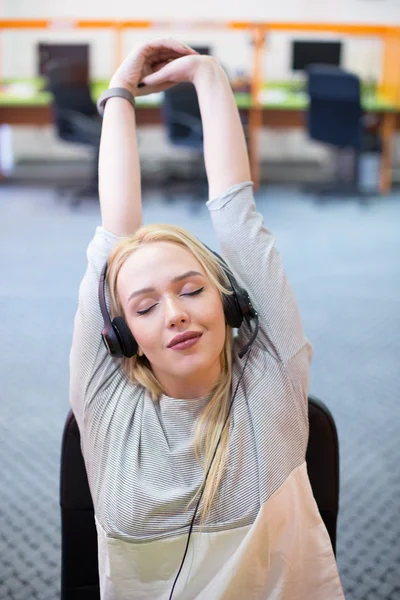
[0,183,399,600]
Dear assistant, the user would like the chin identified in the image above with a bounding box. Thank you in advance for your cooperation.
[174,351,219,377]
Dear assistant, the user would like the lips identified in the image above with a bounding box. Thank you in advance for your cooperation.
[168,331,202,348]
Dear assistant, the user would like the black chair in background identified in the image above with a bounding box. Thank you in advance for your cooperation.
[59,395,340,600]
[160,81,249,202]
[46,60,102,207]
[38,43,89,81]
[161,81,206,201]
[306,65,374,197]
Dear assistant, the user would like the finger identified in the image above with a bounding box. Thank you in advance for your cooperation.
[149,56,175,68]
[135,80,175,96]
[151,38,196,53]
[141,63,176,87]
[151,60,172,72]
[142,59,170,78]
[142,57,175,79]
[154,47,192,58]
[145,38,197,56]
[151,51,187,64]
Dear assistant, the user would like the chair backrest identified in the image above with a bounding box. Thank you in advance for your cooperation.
[162,82,203,148]
[60,395,339,600]
[306,65,363,148]
[60,411,99,600]
[305,394,339,554]
[46,60,97,142]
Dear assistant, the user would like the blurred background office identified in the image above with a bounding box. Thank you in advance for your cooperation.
[0,0,399,599]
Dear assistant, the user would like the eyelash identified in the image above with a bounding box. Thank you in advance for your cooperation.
[136,287,204,316]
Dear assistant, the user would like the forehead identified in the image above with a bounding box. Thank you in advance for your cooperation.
[117,241,205,293]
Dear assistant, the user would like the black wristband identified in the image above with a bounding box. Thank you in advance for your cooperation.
[97,87,136,117]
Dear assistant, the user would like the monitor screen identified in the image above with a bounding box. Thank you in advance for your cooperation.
[37,43,89,81]
[291,40,342,72]
[191,46,211,55]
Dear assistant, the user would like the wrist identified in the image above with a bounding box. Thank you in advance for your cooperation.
[98,87,137,117]
[192,56,225,87]
[109,77,136,96]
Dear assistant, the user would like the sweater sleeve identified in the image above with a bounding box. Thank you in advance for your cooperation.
[207,181,311,365]
[69,226,127,423]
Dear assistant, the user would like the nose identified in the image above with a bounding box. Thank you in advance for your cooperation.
[165,296,189,328]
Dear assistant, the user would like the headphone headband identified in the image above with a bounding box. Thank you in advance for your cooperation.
[99,262,110,328]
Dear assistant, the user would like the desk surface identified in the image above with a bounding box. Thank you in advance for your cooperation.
[0,78,397,113]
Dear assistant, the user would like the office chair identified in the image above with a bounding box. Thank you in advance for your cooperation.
[160,82,206,201]
[59,395,340,600]
[306,65,372,197]
[155,46,210,202]
[46,60,102,207]
[305,394,340,553]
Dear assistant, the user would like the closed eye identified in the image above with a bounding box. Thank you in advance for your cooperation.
[137,305,157,315]
[136,287,204,316]
[181,287,204,297]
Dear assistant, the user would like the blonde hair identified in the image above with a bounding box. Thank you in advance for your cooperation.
[106,223,234,524]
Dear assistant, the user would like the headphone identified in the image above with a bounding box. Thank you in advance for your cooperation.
[98,247,259,360]
[98,245,260,598]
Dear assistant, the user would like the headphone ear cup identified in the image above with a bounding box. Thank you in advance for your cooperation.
[112,317,138,358]
[222,293,243,329]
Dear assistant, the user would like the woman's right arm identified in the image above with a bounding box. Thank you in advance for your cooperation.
[69,226,124,422]
[70,40,199,420]
[98,38,199,237]
[98,96,142,237]
[70,75,142,420]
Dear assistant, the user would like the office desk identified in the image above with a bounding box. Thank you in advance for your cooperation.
[0,80,398,193]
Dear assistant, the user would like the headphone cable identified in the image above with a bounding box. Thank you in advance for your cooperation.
[168,343,253,599]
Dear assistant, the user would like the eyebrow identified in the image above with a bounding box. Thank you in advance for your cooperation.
[127,270,205,303]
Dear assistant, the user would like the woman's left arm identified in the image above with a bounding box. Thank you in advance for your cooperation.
[142,51,310,366]
[192,57,251,200]
[192,59,310,364]
[207,181,310,365]
[140,53,249,199]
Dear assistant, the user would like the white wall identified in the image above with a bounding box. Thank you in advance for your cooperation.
[3,0,399,80]
[2,0,399,165]
[4,0,400,21]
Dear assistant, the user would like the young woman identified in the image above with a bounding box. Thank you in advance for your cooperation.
[70,38,344,599]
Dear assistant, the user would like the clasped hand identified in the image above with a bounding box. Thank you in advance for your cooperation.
[109,38,216,97]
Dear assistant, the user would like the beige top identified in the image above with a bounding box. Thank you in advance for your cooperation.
[70,181,345,599]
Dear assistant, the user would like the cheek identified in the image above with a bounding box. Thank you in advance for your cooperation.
[127,317,159,352]
[203,296,226,336]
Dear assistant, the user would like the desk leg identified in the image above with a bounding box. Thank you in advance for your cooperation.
[249,106,262,190]
[379,112,395,195]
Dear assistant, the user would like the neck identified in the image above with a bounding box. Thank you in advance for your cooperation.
[155,363,221,400]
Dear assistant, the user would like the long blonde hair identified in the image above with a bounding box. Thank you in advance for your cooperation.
[106,223,234,523]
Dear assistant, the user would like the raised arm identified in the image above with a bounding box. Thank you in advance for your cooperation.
[192,58,251,199]
[98,39,199,236]
[141,53,250,199]
[98,96,141,236]
[193,61,309,363]
[70,40,200,421]
[142,51,310,366]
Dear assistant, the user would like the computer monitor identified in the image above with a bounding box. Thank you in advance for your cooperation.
[37,43,89,83]
[191,46,211,56]
[291,40,342,72]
